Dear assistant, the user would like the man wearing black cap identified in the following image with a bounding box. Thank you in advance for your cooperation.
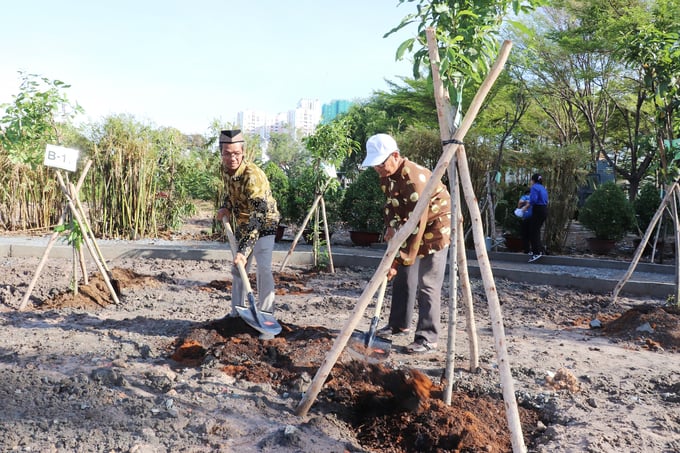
[216,130,280,319]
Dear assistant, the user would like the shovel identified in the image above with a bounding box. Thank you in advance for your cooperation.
[347,277,391,362]
[222,218,282,337]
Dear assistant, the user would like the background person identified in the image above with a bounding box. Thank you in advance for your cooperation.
[364,133,452,354]
[215,130,280,321]
[527,173,549,262]
[517,188,532,254]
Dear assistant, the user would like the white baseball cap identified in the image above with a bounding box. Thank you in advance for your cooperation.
[362,134,399,167]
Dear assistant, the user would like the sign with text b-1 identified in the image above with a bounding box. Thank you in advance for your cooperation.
[43,144,79,172]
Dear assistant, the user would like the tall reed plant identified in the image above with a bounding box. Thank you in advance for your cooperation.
[85,116,210,238]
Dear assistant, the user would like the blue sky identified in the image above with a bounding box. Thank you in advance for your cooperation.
[0,1,416,135]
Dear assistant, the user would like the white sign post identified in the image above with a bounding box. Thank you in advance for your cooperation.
[43,144,80,172]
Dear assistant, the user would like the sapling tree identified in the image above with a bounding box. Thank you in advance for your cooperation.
[0,72,82,230]
[300,117,359,268]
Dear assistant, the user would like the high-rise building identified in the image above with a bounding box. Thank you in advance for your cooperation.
[236,98,322,142]
[237,110,268,137]
[321,100,352,124]
[289,99,322,139]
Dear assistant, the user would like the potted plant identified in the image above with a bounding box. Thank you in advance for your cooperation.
[340,167,385,246]
[578,181,636,254]
[494,183,527,252]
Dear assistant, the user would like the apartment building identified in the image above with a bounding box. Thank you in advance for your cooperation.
[237,98,348,142]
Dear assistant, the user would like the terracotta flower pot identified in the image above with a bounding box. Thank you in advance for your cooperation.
[349,231,382,246]
[275,225,286,243]
[586,237,616,255]
[503,234,524,252]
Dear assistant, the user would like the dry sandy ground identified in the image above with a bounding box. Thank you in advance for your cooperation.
[1,240,680,452]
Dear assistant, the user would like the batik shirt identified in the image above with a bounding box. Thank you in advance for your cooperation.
[380,158,452,267]
[222,160,280,257]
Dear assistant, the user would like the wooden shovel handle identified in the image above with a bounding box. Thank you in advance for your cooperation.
[372,277,388,318]
[221,218,254,295]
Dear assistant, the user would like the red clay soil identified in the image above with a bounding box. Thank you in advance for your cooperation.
[37,266,680,452]
[602,303,680,351]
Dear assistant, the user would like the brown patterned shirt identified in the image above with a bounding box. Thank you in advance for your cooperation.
[222,160,280,257]
[380,158,451,267]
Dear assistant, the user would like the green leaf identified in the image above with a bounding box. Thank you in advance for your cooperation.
[396,38,416,60]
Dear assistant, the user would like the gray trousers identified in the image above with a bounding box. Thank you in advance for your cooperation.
[388,246,448,344]
[231,235,276,314]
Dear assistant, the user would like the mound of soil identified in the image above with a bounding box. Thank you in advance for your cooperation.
[603,304,680,351]
[172,316,541,453]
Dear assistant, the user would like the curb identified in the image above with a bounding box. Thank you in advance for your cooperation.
[1,238,675,299]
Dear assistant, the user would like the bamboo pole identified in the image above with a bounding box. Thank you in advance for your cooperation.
[319,197,335,273]
[18,161,92,311]
[294,34,512,418]
[444,157,459,405]
[457,213,479,372]
[76,235,89,286]
[426,29,525,453]
[68,182,89,287]
[458,145,526,453]
[280,194,321,271]
[429,29,479,391]
[612,182,679,302]
[672,190,680,303]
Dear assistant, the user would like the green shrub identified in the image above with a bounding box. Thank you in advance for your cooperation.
[579,182,636,241]
[634,182,661,236]
[494,183,527,237]
[262,161,290,222]
[287,165,341,226]
[340,168,385,233]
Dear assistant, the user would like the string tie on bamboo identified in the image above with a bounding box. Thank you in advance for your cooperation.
[442,138,464,146]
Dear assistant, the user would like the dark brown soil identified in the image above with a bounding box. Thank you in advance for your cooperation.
[171,316,541,453]
[32,265,680,453]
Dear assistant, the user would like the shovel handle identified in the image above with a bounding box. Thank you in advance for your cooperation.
[221,218,254,295]
[372,277,388,318]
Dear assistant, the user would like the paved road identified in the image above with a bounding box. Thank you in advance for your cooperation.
[1,236,675,299]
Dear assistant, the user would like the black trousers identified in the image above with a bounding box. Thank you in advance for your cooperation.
[528,205,548,254]
[521,218,532,254]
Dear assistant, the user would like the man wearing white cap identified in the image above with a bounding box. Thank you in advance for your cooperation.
[363,133,451,353]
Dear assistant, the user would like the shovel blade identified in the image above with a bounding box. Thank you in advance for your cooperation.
[235,292,282,336]
[347,330,391,363]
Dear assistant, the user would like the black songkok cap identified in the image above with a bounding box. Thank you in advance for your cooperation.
[219,129,244,144]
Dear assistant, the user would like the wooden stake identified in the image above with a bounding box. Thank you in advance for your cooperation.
[319,196,335,273]
[613,182,679,302]
[444,157,459,405]
[294,33,512,418]
[457,212,479,372]
[426,29,525,453]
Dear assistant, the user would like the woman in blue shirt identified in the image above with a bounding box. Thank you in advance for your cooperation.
[528,173,549,262]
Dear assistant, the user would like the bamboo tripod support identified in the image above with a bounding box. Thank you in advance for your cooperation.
[18,164,121,311]
[613,181,680,303]
[279,179,334,272]
[54,172,121,306]
[426,29,525,453]
[19,161,92,311]
[294,35,513,424]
